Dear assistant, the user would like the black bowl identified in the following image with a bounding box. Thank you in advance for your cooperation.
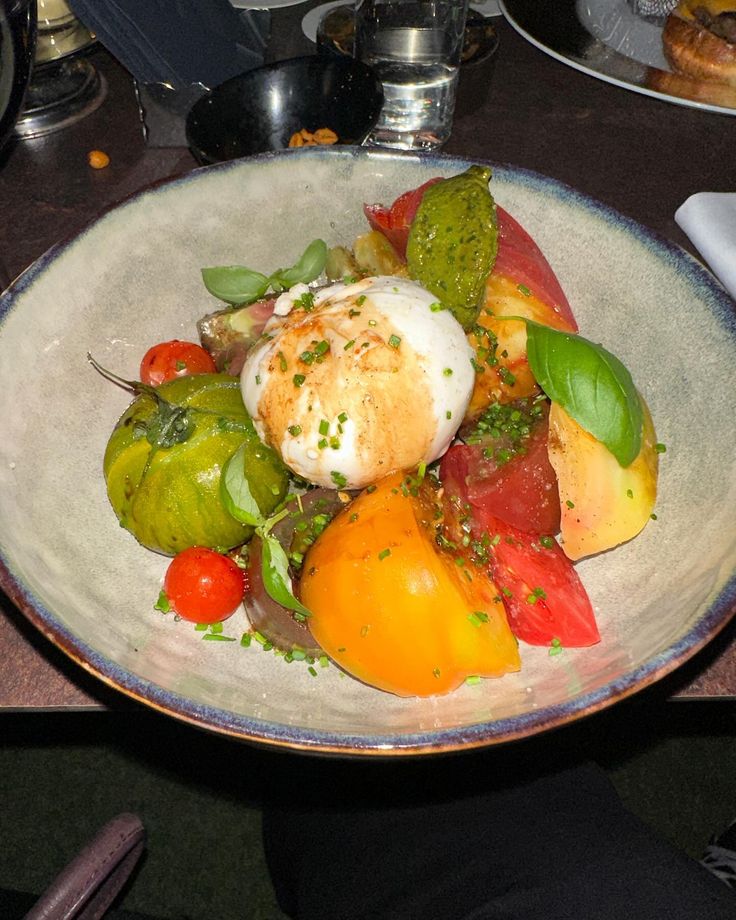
[186,54,384,164]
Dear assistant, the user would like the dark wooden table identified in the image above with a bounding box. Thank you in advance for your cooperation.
[1,8,735,709]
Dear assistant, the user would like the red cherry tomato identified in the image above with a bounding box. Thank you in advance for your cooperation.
[163,546,245,624]
[140,340,216,386]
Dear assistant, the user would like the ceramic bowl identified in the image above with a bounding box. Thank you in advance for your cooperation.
[1,148,735,754]
[185,54,383,163]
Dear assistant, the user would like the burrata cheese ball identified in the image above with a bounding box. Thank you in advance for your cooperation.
[240,276,475,489]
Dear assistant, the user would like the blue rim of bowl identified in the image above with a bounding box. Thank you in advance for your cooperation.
[2,147,736,755]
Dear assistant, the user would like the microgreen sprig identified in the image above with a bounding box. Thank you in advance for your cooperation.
[201,239,328,306]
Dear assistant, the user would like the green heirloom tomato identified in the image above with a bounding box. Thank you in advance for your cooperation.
[103,373,289,555]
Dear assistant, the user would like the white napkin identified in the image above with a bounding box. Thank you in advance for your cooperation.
[675,192,736,300]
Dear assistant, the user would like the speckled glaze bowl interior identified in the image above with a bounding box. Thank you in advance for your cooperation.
[1,148,735,754]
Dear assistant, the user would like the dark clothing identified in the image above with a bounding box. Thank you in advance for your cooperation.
[263,761,736,920]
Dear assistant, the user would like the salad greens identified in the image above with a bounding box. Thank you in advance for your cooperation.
[202,239,328,306]
[221,447,311,619]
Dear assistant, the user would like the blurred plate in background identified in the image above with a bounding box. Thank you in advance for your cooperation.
[501,0,736,114]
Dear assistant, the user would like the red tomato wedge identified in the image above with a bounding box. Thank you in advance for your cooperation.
[440,404,560,536]
[482,517,599,647]
[494,206,578,331]
[441,465,599,648]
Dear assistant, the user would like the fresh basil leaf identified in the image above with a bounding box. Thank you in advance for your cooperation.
[220,443,264,526]
[525,321,643,467]
[261,533,312,619]
[201,266,270,306]
[269,239,327,290]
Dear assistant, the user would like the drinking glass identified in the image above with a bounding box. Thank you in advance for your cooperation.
[354,0,469,150]
[14,0,103,138]
[0,0,36,152]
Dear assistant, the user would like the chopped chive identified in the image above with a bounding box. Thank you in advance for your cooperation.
[154,590,170,613]
[240,633,252,647]
[331,470,348,488]
[203,633,237,642]
[378,548,391,561]
[338,411,348,423]
[319,419,330,436]
[388,334,401,349]
[526,586,547,605]
[344,339,356,351]
[288,424,302,436]
[517,283,531,296]
[465,675,481,686]
[293,373,306,387]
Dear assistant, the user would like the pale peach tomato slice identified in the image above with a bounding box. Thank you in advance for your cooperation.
[299,471,520,697]
[548,396,659,561]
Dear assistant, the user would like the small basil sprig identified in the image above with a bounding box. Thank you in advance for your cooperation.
[221,443,263,526]
[201,239,328,306]
[221,447,311,619]
[524,320,643,467]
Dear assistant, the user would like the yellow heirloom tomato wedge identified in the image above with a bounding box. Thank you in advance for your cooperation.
[548,397,659,561]
[299,471,520,697]
[465,274,576,420]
